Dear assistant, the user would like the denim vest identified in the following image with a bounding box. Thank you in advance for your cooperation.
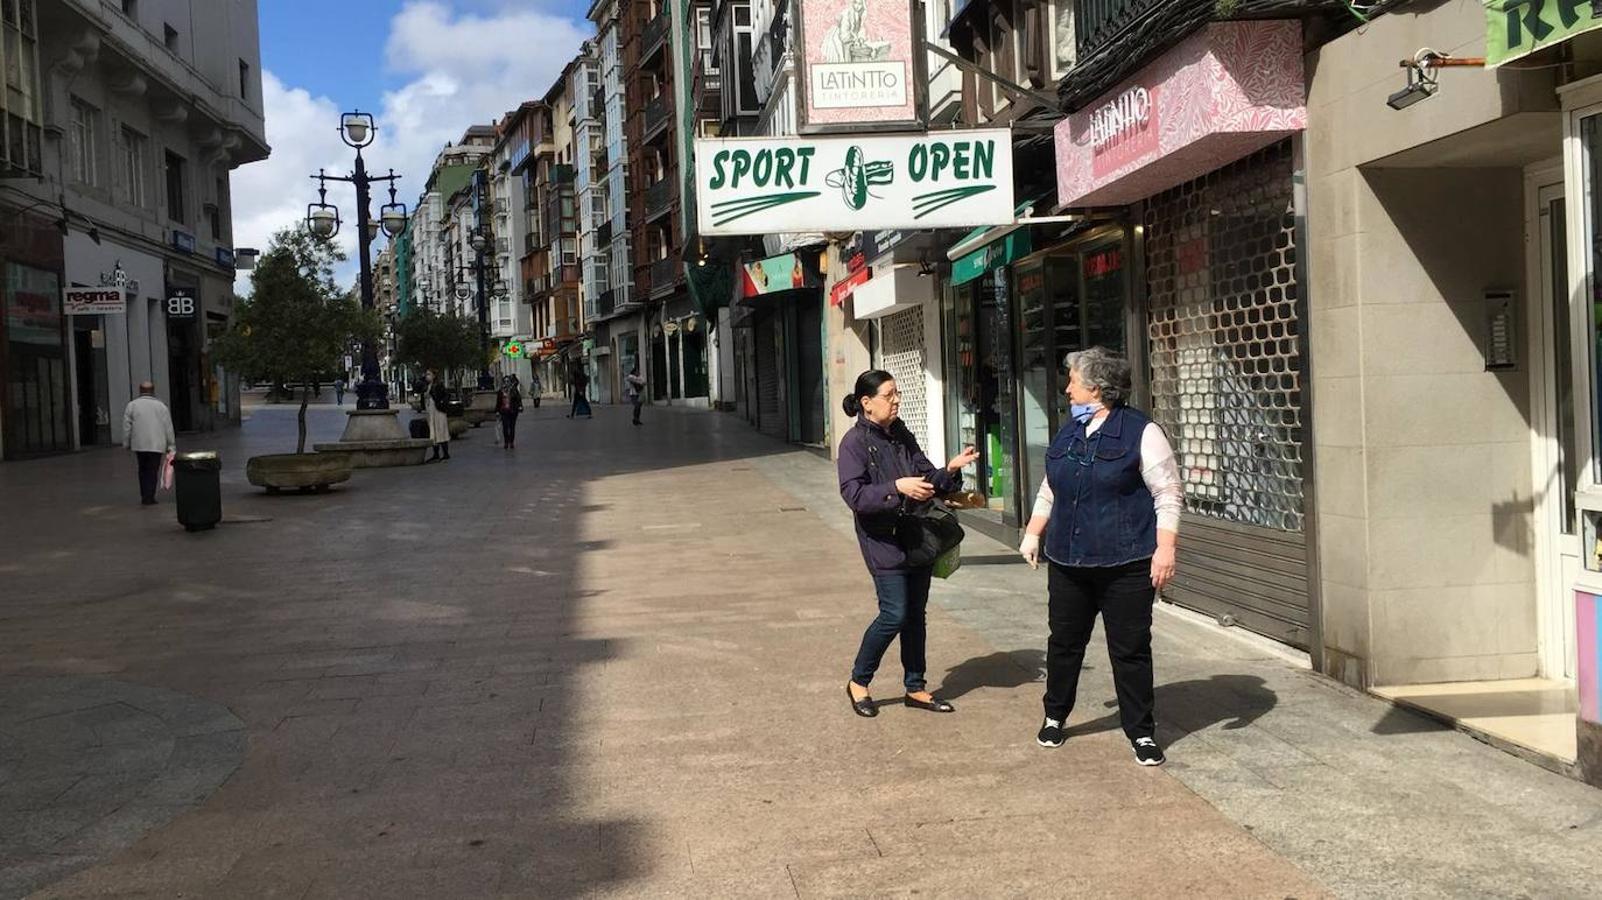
[1043,406,1158,568]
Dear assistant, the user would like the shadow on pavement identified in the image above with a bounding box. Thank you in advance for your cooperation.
[1063,674,1280,740]
[0,400,799,896]
[935,649,1046,701]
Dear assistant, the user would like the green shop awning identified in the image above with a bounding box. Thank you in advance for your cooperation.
[951,229,1032,286]
[949,197,1041,286]
[1487,1,1602,68]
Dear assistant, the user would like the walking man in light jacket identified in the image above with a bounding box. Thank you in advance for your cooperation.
[123,381,176,506]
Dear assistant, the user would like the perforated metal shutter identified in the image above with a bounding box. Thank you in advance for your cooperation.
[879,306,929,449]
[1144,141,1311,649]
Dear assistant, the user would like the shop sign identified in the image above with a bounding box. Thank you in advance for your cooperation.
[830,267,871,307]
[696,129,1015,235]
[951,230,1033,287]
[1487,1,1602,68]
[64,287,126,316]
[166,287,198,320]
[171,230,196,254]
[5,266,63,345]
[215,247,235,270]
[796,0,921,132]
[1055,21,1305,209]
[743,252,811,296]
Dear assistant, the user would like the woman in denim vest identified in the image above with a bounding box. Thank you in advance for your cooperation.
[1018,348,1183,765]
[838,370,979,718]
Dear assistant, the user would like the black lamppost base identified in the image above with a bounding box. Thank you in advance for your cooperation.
[355,379,390,410]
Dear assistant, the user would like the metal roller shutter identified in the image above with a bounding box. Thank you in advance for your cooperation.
[1144,141,1311,649]
[756,311,785,440]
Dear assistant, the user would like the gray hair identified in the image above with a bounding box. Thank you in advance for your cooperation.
[1065,347,1132,407]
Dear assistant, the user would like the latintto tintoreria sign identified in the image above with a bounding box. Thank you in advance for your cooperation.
[693,129,1015,235]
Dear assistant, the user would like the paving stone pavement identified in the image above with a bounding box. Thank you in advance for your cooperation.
[0,398,1597,898]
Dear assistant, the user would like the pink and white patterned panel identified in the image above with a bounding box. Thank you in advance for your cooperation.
[1055,21,1307,209]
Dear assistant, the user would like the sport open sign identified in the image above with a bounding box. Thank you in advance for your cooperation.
[694,129,1015,235]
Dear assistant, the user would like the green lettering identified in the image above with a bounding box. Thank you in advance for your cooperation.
[930,144,951,180]
[908,144,928,182]
[709,150,730,189]
[753,149,773,186]
[953,143,971,180]
[797,147,815,183]
[774,148,796,188]
[974,140,994,180]
[731,151,752,187]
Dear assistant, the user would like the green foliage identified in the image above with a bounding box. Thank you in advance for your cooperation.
[394,306,481,384]
[211,225,381,452]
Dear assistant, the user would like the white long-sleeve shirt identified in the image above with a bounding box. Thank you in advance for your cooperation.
[122,395,176,454]
[1031,417,1183,534]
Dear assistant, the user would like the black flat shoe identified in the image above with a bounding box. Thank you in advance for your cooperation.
[847,684,877,718]
[903,695,955,713]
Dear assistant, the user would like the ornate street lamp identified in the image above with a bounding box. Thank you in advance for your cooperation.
[303,109,406,409]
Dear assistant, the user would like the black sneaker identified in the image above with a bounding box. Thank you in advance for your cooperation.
[1132,736,1165,766]
[1036,717,1065,748]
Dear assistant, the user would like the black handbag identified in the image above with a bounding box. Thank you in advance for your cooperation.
[867,443,966,568]
[895,503,965,568]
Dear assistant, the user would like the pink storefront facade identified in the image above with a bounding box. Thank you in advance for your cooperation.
[1051,22,1318,651]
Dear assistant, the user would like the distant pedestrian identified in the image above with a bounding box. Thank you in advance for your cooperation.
[496,376,524,450]
[334,377,347,406]
[122,381,176,506]
[425,370,452,462]
[1018,347,1182,766]
[566,363,591,419]
[625,365,646,426]
[838,370,979,719]
[529,372,543,409]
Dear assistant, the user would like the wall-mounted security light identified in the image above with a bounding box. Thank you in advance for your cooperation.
[1388,48,1483,111]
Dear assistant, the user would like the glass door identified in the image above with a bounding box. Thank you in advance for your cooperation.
[1535,179,1579,680]
[1015,258,1052,513]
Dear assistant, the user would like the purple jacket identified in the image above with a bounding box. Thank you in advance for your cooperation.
[838,417,959,574]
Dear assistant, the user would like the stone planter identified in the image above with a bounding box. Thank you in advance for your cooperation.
[312,409,433,468]
[448,419,470,439]
[245,453,353,494]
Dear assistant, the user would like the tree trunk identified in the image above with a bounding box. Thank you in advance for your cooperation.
[297,379,310,454]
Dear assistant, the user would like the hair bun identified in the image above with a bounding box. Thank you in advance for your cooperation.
[842,394,862,416]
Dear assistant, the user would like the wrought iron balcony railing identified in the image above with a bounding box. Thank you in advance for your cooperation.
[1076,0,1162,58]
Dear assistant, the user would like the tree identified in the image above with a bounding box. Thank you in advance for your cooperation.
[211,226,381,453]
[394,307,481,391]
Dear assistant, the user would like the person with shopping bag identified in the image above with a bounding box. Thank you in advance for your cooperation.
[122,381,176,506]
[838,369,979,719]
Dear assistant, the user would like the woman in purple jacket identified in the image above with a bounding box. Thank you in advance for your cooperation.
[839,370,979,718]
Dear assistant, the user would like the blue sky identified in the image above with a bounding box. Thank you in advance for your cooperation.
[233,1,594,292]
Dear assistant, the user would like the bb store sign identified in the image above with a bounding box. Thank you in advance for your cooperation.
[694,129,1015,235]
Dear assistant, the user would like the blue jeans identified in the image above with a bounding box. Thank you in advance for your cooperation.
[850,568,933,692]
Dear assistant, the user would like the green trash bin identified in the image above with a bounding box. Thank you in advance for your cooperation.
[173,451,222,532]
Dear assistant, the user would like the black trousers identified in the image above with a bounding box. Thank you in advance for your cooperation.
[1043,559,1156,740]
[499,412,518,446]
[135,451,162,503]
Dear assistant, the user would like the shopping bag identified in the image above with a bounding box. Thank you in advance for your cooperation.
[932,543,962,580]
[160,451,176,491]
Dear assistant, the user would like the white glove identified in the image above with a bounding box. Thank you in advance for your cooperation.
[1019,533,1041,570]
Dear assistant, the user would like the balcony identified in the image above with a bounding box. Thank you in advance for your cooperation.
[1076,0,1162,58]
[648,255,679,298]
[643,94,673,140]
[642,5,669,58]
[644,178,675,221]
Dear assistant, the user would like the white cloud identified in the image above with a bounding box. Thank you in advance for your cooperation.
[230,1,589,296]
